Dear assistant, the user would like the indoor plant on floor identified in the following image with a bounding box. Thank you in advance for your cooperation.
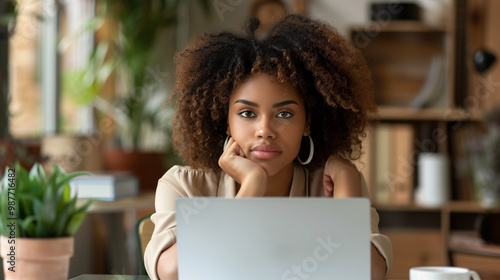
[0,162,93,280]
[87,0,209,192]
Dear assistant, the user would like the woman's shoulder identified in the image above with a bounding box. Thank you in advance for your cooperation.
[161,165,222,183]
[158,165,226,197]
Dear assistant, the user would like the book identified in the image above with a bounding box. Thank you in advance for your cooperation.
[372,123,415,205]
[390,124,415,205]
[374,123,393,204]
[69,174,139,201]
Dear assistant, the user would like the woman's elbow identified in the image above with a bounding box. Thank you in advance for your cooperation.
[156,244,179,280]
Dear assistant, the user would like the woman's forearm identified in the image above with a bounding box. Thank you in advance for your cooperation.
[157,243,178,280]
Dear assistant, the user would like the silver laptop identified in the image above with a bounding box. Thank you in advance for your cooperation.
[176,197,370,280]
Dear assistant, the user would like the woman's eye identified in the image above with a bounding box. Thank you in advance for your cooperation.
[277,111,294,119]
[238,111,256,118]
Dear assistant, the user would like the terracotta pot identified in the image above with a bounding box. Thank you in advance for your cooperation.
[103,148,167,192]
[0,236,74,280]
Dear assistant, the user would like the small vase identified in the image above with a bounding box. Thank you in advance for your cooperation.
[1,236,74,280]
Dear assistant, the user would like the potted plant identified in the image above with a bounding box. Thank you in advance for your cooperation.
[467,107,500,208]
[84,0,209,191]
[0,162,93,280]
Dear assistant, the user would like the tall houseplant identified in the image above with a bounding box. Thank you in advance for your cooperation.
[96,0,209,150]
[90,0,210,191]
[0,163,93,280]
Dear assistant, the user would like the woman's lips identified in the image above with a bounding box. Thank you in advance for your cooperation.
[250,145,281,159]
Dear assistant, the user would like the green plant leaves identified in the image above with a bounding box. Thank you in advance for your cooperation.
[54,197,77,237]
[19,215,36,237]
[0,169,10,236]
[65,199,94,236]
[61,42,116,107]
[0,162,93,238]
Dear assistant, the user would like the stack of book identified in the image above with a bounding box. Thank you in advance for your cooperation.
[69,173,139,201]
[364,123,415,205]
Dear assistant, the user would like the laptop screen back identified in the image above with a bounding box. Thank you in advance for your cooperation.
[176,197,370,280]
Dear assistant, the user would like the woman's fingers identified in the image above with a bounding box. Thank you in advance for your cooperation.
[223,138,243,157]
[323,172,334,197]
[323,155,362,198]
[219,138,267,195]
[323,155,360,197]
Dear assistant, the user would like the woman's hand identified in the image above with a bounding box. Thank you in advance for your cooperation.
[323,155,362,198]
[218,137,267,197]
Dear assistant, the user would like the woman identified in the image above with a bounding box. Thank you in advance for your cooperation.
[145,14,393,280]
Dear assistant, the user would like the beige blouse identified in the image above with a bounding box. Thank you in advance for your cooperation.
[144,164,393,280]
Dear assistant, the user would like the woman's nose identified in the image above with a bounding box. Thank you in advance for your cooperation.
[256,117,276,139]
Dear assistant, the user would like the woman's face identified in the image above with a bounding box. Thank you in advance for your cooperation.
[228,74,309,176]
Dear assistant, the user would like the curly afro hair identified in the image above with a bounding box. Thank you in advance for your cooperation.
[172,14,376,171]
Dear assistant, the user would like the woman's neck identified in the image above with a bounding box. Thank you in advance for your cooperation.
[264,162,294,197]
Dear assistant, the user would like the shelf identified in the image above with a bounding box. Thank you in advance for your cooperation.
[351,21,447,33]
[374,203,442,212]
[445,201,500,213]
[374,201,500,213]
[449,231,500,257]
[369,107,483,121]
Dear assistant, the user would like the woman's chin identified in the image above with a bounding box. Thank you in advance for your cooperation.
[253,160,293,178]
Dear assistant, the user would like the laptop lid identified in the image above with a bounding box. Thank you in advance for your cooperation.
[176,197,370,280]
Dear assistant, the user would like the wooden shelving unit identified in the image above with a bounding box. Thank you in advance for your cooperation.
[350,1,500,278]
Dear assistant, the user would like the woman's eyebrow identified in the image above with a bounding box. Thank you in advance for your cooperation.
[273,100,298,107]
[233,99,298,108]
[234,99,259,107]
